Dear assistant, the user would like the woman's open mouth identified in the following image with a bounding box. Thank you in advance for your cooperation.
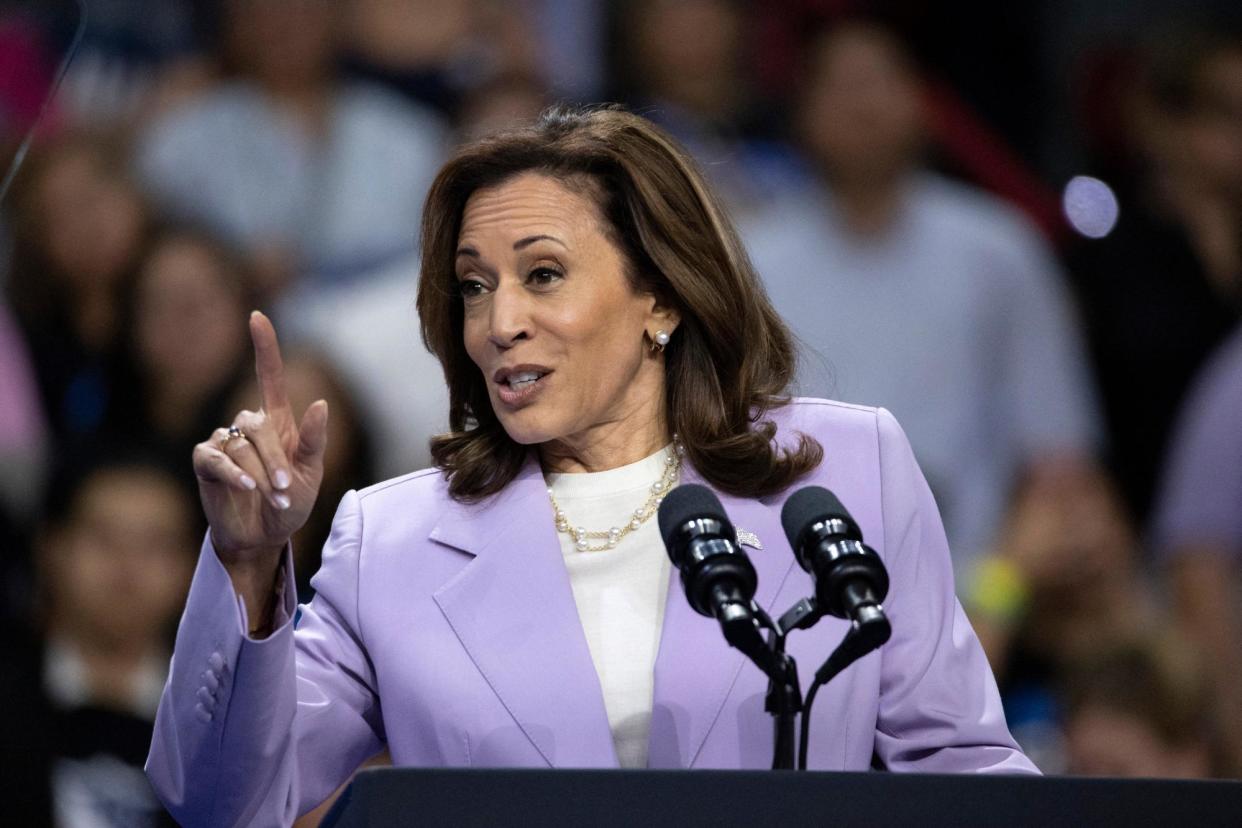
[494,366,552,407]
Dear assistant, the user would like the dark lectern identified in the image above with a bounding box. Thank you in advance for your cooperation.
[320,768,1242,827]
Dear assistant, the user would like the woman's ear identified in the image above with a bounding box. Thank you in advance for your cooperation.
[647,299,682,340]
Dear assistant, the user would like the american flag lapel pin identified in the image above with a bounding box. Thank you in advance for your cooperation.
[736,528,763,550]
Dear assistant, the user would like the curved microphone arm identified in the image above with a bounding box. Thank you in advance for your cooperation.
[796,606,892,770]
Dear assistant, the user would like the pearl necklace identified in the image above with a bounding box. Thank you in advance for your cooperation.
[547,440,683,552]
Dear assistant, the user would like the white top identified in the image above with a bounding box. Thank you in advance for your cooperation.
[43,636,167,719]
[545,446,675,769]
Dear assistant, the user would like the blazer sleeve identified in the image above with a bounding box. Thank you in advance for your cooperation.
[146,489,385,827]
[871,408,1039,774]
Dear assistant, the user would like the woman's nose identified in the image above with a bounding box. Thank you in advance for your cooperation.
[487,282,532,348]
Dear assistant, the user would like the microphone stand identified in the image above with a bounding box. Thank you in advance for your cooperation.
[778,598,891,770]
[759,609,801,770]
[710,593,889,770]
[705,593,802,769]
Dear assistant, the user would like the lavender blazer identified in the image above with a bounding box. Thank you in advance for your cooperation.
[147,399,1037,827]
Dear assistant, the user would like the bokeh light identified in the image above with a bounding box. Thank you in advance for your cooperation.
[1062,175,1120,239]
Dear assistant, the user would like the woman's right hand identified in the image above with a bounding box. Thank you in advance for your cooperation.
[193,312,329,573]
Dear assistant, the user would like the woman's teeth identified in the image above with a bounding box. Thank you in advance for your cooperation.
[507,372,543,389]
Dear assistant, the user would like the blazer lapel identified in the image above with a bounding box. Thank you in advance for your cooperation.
[430,454,618,768]
[647,466,798,768]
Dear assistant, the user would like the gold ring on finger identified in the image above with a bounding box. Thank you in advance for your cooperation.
[224,425,247,446]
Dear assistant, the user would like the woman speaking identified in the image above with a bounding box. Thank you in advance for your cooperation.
[147,107,1036,826]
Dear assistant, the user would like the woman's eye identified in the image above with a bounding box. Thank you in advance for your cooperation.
[457,278,486,298]
[528,266,563,286]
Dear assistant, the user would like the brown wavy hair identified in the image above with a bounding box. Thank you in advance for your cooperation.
[417,105,821,501]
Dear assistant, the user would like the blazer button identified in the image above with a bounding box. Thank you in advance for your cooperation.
[201,670,220,693]
[194,702,213,723]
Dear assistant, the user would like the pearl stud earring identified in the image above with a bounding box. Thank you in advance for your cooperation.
[651,330,671,352]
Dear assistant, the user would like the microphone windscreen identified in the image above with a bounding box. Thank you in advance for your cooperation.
[780,485,855,547]
[657,483,731,548]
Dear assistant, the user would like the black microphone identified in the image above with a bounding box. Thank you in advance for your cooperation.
[660,484,801,769]
[780,486,890,633]
[657,484,758,623]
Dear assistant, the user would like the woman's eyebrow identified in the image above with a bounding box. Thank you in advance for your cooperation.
[456,235,567,258]
[513,234,567,250]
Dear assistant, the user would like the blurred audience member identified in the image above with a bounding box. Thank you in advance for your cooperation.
[0,301,47,519]
[227,347,376,602]
[33,451,195,826]
[1070,27,1242,522]
[278,254,449,480]
[135,0,448,295]
[104,226,254,475]
[527,0,607,103]
[970,464,1151,674]
[613,0,805,215]
[35,0,214,129]
[455,70,549,143]
[343,0,476,118]
[4,131,150,444]
[1153,325,1242,775]
[1061,639,1217,778]
[965,463,1156,771]
[744,20,1100,571]
[344,0,602,117]
[0,10,63,155]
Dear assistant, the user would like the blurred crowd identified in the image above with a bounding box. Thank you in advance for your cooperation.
[0,0,1240,824]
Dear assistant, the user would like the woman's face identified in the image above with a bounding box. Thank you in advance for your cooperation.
[227,0,338,89]
[634,0,742,112]
[457,173,675,455]
[35,146,145,286]
[1174,50,1242,195]
[43,468,194,649]
[135,238,248,395]
[799,26,923,184]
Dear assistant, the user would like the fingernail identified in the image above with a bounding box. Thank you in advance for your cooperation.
[274,493,291,510]
[274,469,290,490]
[240,474,257,491]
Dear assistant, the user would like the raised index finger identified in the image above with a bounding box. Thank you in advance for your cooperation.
[249,311,291,415]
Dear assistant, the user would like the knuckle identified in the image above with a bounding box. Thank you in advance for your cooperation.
[194,442,218,462]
